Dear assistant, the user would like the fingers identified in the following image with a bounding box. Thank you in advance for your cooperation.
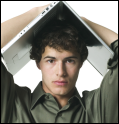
[39,2,51,8]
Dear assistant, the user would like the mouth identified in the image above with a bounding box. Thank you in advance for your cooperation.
[53,81,68,86]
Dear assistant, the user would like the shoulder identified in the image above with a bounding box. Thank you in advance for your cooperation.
[15,84,31,108]
[82,88,100,104]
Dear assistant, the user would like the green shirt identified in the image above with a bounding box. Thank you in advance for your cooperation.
[1,40,118,123]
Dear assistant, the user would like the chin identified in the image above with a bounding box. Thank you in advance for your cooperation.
[53,89,69,96]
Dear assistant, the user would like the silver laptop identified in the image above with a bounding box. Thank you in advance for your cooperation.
[1,1,114,76]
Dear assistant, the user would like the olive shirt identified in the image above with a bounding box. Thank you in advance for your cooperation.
[1,40,118,123]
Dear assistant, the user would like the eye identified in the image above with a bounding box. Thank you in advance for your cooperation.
[66,59,75,63]
[47,60,54,63]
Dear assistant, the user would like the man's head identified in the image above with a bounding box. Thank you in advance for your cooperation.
[30,19,88,97]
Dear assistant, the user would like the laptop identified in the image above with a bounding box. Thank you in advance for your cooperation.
[1,1,114,76]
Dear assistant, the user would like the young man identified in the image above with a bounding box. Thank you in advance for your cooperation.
[1,3,118,123]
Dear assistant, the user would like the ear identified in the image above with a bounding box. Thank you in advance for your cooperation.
[35,61,41,70]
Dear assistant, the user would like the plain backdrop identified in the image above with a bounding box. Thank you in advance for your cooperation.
[1,1,118,96]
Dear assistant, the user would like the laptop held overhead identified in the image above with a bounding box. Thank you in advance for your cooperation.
[1,1,114,76]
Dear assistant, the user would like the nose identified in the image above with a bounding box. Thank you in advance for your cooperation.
[56,61,67,77]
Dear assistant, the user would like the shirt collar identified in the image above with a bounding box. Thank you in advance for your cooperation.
[73,87,86,111]
[31,81,46,109]
[31,81,86,111]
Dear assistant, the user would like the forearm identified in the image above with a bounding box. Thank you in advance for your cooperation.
[1,7,40,49]
[81,17,118,47]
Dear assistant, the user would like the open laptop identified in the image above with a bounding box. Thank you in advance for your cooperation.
[1,1,114,76]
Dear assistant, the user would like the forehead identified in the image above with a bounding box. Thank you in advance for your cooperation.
[42,46,80,58]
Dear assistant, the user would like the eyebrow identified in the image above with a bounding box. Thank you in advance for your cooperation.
[43,56,78,60]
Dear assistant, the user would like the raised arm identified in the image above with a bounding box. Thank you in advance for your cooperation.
[81,17,118,46]
[81,17,118,123]
[1,3,51,123]
[1,3,51,49]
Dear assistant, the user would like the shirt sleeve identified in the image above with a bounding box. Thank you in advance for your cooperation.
[82,39,118,123]
[1,60,15,123]
[99,39,118,123]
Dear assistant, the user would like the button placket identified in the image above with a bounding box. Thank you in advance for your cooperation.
[56,111,63,117]
[47,95,49,99]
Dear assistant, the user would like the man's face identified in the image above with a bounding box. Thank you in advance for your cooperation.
[36,46,82,97]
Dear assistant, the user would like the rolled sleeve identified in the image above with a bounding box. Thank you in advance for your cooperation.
[107,39,118,69]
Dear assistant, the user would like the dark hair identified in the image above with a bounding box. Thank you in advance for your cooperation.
[29,19,88,65]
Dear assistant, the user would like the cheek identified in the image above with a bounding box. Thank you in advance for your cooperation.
[67,65,80,75]
[41,63,54,77]
[68,68,80,85]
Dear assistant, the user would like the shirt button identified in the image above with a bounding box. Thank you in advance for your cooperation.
[45,95,49,99]
[58,113,62,117]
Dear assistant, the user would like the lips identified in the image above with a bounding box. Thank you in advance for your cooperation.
[53,81,68,86]
[54,81,67,83]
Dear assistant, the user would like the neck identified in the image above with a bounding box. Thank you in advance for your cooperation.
[52,87,76,109]
[42,82,76,109]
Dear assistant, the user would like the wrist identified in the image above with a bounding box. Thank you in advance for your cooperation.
[30,7,40,18]
[80,17,86,21]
